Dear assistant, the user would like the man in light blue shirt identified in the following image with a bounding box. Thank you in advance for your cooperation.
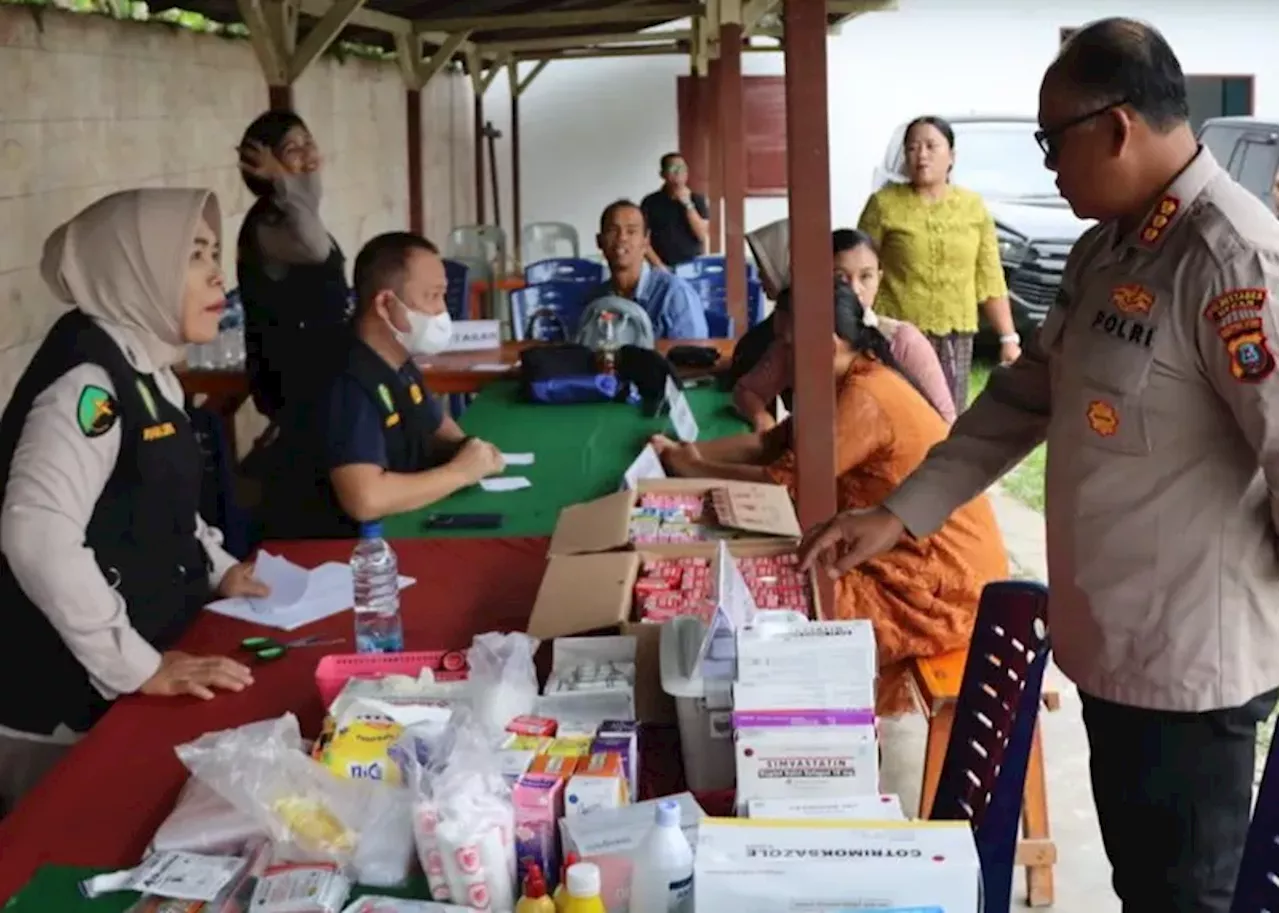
[587,199,709,339]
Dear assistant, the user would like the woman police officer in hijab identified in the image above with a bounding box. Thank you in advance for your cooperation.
[0,188,269,810]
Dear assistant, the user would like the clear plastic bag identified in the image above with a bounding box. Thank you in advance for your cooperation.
[466,632,539,741]
[175,714,413,881]
[398,711,516,910]
[150,776,267,855]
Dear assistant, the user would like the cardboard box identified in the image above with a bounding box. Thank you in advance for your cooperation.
[734,723,879,805]
[746,794,905,821]
[528,538,821,724]
[547,479,803,559]
[694,818,981,912]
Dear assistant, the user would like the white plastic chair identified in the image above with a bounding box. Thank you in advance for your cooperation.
[521,222,579,262]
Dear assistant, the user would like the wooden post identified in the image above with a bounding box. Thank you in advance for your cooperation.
[687,69,711,215]
[268,85,293,111]
[783,0,836,564]
[718,18,747,336]
[473,92,486,225]
[510,70,523,266]
[406,88,423,235]
[705,58,723,254]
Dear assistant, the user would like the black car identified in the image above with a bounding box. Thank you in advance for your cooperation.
[873,116,1092,343]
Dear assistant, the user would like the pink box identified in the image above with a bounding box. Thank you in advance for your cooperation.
[513,773,565,890]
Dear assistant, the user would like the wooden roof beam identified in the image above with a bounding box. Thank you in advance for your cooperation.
[396,29,470,91]
[413,4,700,34]
[828,0,897,33]
[289,0,367,81]
[484,28,693,54]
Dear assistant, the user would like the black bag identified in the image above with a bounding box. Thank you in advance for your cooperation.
[617,345,682,417]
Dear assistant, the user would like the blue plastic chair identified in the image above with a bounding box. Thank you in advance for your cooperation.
[509,282,593,342]
[442,258,471,321]
[704,310,735,339]
[1231,726,1278,913]
[523,258,605,285]
[675,255,759,282]
[928,580,1051,913]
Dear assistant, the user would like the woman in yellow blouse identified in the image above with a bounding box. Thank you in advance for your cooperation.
[858,116,1020,408]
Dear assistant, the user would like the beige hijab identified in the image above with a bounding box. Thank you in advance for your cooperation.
[745,219,790,295]
[41,188,222,369]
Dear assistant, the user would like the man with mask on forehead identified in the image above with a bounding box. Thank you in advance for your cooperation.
[260,232,504,538]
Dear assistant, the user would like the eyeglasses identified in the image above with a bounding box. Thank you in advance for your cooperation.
[663,164,688,175]
[1034,100,1128,165]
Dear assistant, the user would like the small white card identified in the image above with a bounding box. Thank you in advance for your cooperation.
[696,541,759,680]
[469,362,513,372]
[502,452,535,466]
[622,444,667,490]
[481,476,532,492]
[665,377,699,443]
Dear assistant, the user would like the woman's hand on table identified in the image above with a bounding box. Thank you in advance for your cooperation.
[649,434,703,477]
[217,562,270,599]
[798,506,905,579]
[452,437,505,484]
[139,651,254,701]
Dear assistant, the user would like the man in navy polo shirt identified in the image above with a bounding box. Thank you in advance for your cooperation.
[641,152,711,269]
[261,232,503,537]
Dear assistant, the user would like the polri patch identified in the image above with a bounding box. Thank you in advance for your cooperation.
[1203,287,1276,383]
[1086,399,1119,437]
[76,385,118,438]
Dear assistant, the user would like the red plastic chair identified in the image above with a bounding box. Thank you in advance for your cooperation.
[928,580,1051,913]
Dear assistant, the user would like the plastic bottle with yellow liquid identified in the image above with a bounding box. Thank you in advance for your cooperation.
[559,862,607,913]
[552,851,580,911]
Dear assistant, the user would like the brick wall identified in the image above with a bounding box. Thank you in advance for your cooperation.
[0,4,475,410]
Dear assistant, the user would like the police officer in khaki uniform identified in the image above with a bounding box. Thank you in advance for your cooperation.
[0,189,269,811]
[800,19,1277,912]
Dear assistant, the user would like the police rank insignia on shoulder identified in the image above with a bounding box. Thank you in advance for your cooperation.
[76,385,118,438]
[1202,287,1276,383]
[409,383,424,405]
[1138,195,1179,247]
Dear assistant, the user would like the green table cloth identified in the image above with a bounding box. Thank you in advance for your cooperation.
[4,865,432,912]
[381,381,747,539]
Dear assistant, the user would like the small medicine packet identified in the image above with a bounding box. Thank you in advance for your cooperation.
[249,861,351,913]
[80,852,247,902]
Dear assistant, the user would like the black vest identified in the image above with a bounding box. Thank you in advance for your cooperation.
[259,340,447,540]
[0,311,210,735]
[237,198,352,420]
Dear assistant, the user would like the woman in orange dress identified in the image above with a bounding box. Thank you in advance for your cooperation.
[651,277,1008,717]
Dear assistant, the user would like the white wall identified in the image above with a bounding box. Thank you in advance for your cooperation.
[478,0,1280,254]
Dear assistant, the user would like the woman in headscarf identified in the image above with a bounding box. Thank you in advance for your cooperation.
[236,110,351,421]
[654,277,1008,811]
[0,189,268,810]
[733,222,955,430]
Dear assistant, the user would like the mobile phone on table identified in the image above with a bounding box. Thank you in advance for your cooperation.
[422,512,503,530]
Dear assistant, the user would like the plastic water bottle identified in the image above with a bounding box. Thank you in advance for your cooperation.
[215,300,246,369]
[627,799,694,913]
[351,522,404,654]
[596,311,619,374]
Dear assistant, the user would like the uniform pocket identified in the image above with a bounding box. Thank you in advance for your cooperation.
[1073,344,1157,457]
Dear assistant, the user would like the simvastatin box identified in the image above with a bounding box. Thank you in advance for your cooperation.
[734,723,879,805]
[694,818,980,913]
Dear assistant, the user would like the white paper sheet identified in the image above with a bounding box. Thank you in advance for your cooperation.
[665,377,700,443]
[501,452,535,466]
[247,551,310,612]
[622,444,667,490]
[205,559,417,632]
[469,362,512,371]
[480,476,532,492]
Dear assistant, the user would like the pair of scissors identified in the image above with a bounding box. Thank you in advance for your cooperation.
[241,635,346,662]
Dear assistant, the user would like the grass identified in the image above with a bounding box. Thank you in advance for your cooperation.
[967,359,1047,512]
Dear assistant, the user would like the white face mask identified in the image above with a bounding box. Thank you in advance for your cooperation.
[390,299,452,356]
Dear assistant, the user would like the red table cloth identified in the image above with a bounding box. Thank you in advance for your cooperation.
[0,536,552,903]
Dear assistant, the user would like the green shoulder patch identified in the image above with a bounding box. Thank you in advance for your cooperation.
[376,383,395,414]
[76,385,118,438]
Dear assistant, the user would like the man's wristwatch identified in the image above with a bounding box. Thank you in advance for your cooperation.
[682,199,696,210]
[998,333,1021,345]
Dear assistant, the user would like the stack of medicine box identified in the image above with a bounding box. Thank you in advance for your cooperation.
[731,619,879,814]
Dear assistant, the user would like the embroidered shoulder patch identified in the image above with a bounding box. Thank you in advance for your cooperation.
[409,383,424,405]
[76,385,118,438]
[1203,288,1276,383]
